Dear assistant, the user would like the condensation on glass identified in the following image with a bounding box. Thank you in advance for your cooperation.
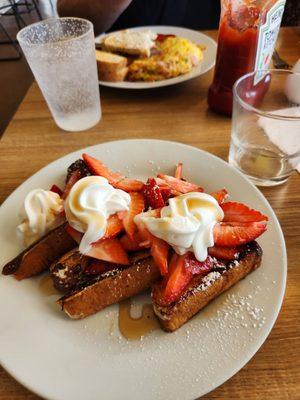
[17,18,101,131]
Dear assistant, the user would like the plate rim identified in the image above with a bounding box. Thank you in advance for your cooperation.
[0,139,287,400]
[95,25,217,89]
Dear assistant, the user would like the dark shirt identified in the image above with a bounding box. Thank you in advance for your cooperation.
[110,0,221,31]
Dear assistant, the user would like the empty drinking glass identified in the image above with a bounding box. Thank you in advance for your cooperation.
[17,17,101,132]
[229,69,300,186]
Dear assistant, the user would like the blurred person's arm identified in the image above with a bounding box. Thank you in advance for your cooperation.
[57,0,133,34]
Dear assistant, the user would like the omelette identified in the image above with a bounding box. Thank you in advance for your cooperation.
[127,37,204,82]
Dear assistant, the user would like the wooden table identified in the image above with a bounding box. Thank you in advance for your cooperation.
[0,27,299,400]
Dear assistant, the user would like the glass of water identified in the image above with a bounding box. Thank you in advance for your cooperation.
[17,17,101,132]
[229,69,300,186]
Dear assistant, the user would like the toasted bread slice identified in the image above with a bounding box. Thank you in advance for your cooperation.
[58,252,160,319]
[99,66,128,82]
[152,242,262,332]
[96,50,127,72]
[51,249,152,294]
[96,50,128,82]
[102,29,157,57]
[2,223,77,280]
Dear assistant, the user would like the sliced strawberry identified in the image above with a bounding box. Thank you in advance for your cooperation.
[157,174,203,194]
[210,188,228,204]
[136,224,153,248]
[106,214,124,238]
[117,210,127,220]
[65,224,83,244]
[174,162,183,180]
[154,177,170,189]
[87,238,129,265]
[66,215,123,247]
[158,252,215,306]
[213,221,267,247]
[134,208,161,247]
[151,237,169,276]
[142,178,165,209]
[122,192,145,239]
[82,154,143,192]
[221,201,268,223]
[160,188,173,202]
[62,169,81,200]
[114,178,144,192]
[120,232,143,251]
[50,184,63,197]
[84,260,107,275]
[82,153,122,184]
[155,177,181,196]
[162,253,192,306]
[100,214,124,241]
[208,245,240,260]
[184,252,213,275]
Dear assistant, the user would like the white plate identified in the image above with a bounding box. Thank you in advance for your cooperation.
[95,26,217,89]
[0,140,286,400]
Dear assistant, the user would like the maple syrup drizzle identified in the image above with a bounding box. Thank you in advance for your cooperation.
[118,299,159,340]
[39,274,58,296]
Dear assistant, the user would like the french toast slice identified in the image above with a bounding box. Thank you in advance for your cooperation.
[152,242,262,332]
[58,252,160,319]
[2,223,77,280]
[50,248,90,293]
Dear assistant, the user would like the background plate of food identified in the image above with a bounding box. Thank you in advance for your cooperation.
[95,26,217,89]
[0,140,286,400]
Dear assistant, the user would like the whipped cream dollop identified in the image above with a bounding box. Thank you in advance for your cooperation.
[17,189,64,246]
[136,192,224,262]
[64,176,130,254]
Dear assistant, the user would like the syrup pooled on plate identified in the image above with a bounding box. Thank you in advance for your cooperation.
[39,274,58,297]
[118,298,159,340]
